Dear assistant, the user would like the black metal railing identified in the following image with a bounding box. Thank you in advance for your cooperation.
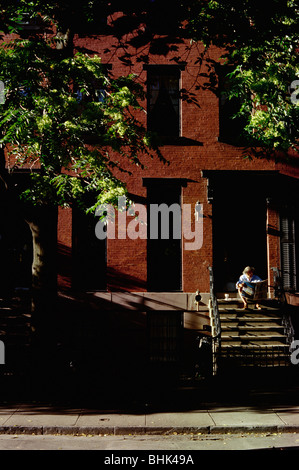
[208,267,221,340]
[217,345,291,368]
[208,266,221,374]
[272,267,286,303]
[272,267,295,353]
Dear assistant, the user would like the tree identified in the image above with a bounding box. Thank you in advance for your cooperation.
[187,0,299,158]
[0,1,160,352]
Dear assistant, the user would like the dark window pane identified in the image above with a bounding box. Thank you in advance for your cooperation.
[147,68,180,137]
[218,67,247,144]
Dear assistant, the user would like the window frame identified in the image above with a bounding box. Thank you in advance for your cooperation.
[280,212,298,292]
[145,65,182,138]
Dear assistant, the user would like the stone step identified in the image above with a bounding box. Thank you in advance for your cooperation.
[217,300,281,309]
[219,340,288,347]
[213,296,292,369]
[217,298,280,306]
[219,312,284,321]
[220,316,282,325]
[221,324,284,330]
[219,307,281,314]
[218,358,292,367]
[221,331,286,340]
[219,350,289,359]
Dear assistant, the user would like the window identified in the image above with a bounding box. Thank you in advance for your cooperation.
[18,13,41,32]
[75,64,111,104]
[147,66,180,137]
[76,87,107,104]
[218,66,247,144]
[280,213,297,291]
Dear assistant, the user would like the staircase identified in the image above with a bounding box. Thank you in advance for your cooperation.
[0,295,31,377]
[209,297,295,373]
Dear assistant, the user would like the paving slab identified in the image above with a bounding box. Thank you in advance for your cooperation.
[4,411,78,427]
[145,410,214,434]
[275,407,299,426]
[76,412,145,429]
[208,406,285,427]
[0,406,20,426]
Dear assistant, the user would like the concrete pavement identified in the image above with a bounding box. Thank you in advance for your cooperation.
[1,368,299,436]
[1,401,299,436]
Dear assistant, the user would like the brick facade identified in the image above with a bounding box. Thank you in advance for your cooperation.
[54,32,299,300]
[3,22,298,380]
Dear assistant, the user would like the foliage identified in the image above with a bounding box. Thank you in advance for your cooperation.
[187,0,299,156]
[0,5,160,213]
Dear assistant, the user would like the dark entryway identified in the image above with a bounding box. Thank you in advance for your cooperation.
[210,172,268,292]
[72,208,107,291]
[146,180,182,292]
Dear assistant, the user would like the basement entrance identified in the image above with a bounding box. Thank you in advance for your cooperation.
[209,172,269,293]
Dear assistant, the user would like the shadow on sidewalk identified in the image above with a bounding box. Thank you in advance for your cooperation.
[1,361,299,415]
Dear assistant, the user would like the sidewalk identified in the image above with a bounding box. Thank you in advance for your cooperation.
[1,402,299,436]
[1,368,299,436]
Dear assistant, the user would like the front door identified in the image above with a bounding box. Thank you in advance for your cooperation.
[212,174,268,292]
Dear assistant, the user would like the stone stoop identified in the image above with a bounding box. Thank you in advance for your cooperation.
[214,298,293,370]
[0,297,31,375]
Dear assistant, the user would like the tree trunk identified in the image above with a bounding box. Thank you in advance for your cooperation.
[25,205,58,357]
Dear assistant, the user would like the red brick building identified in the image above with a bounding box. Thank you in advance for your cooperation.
[2,14,299,382]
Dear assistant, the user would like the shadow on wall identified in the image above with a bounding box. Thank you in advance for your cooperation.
[1,238,210,404]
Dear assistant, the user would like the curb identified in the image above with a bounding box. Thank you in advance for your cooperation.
[1,425,299,436]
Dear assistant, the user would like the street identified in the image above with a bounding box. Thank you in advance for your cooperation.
[0,432,299,451]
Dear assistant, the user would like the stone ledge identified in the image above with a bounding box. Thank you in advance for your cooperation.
[89,292,210,311]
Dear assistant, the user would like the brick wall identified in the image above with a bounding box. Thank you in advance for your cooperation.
[53,33,297,295]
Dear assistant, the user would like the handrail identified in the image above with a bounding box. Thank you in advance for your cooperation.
[282,311,295,349]
[208,266,221,344]
[208,267,221,375]
[271,267,286,303]
[272,268,295,354]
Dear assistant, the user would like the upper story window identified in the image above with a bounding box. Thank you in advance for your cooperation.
[146,66,180,137]
[280,211,298,292]
[18,13,41,32]
[217,65,247,145]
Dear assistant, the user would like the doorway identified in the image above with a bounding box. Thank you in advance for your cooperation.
[146,181,182,292]
[212,174,268,292]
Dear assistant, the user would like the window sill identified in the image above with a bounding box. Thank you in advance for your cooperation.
[156,136,203,146]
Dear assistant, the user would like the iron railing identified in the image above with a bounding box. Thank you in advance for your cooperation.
[272,267,295,353]
[208,266,221,374]
[217,345,291,368]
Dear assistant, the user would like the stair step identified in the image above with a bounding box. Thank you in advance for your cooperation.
[220,340,288,347]
[218,358,291,367]
[221,322,284,331]
[217,298,280,306]
[220,314,282,321]
[220,317,281,325]
[212,297,293,369]
[221,341,287,347]
[221,335,287,343]
[219,308,281,314]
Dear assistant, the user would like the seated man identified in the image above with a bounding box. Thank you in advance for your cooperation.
[236,266,262,310]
